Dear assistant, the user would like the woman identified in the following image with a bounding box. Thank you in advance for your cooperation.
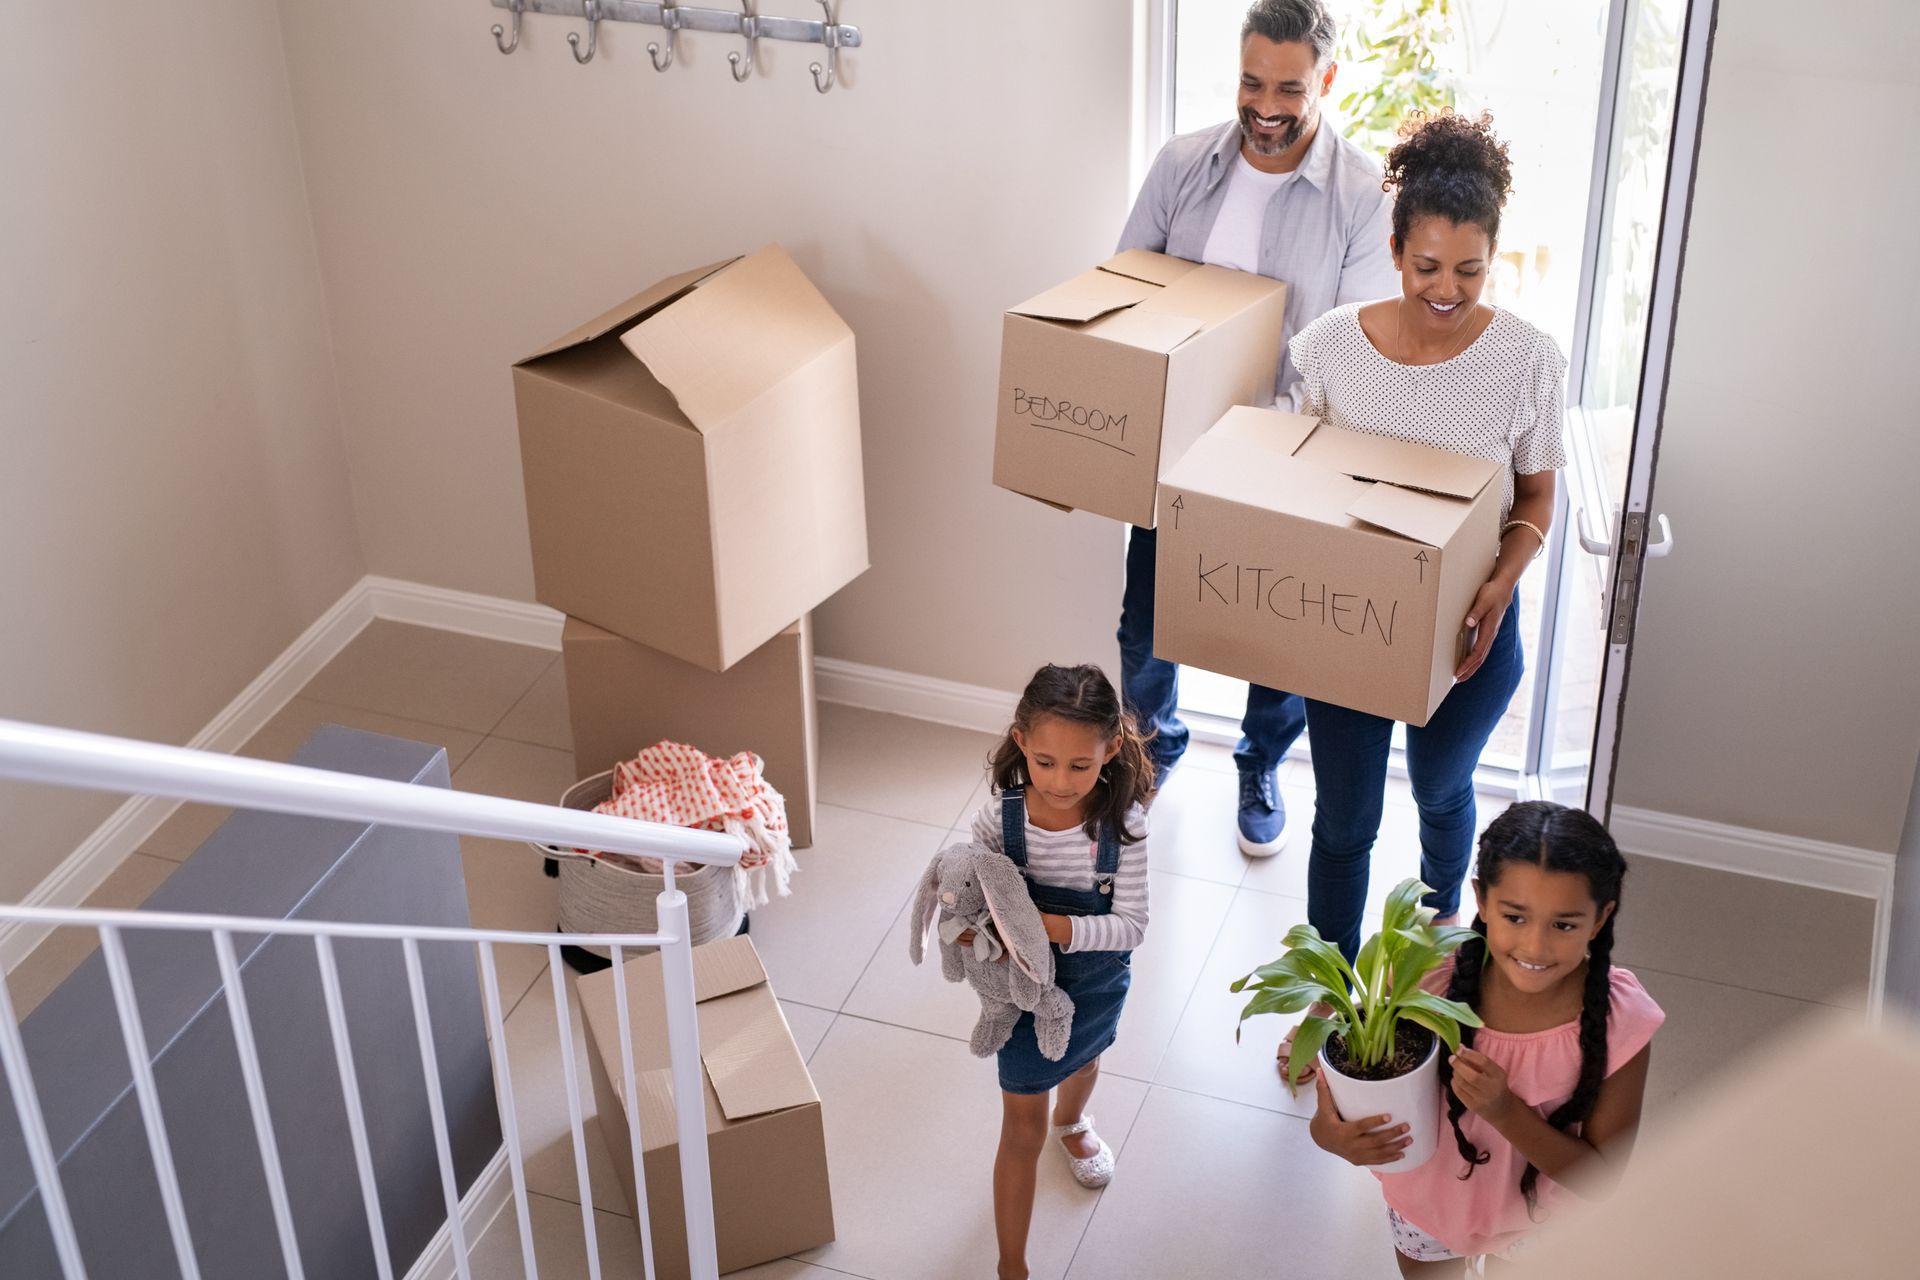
[1288,110,1565,961]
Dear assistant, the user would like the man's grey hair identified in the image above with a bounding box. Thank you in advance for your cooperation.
[1241,0,1339,65]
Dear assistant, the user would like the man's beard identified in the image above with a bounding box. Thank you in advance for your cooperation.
[1239,104,1312,156]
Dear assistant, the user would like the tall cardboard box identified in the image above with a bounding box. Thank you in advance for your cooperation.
[1153,406,1503,726]
[562,614,820,848]
[992,250,1288,526]
[514,244,868,672]
[578,936,834,1280]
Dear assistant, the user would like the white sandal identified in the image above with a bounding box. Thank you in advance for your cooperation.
[1052,1114,1115,1189]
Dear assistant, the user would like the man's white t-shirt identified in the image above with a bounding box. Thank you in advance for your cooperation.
[1200,154,1299,274]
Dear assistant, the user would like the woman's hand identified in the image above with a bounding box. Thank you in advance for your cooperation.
[1040,913,1073,947]
[1308,1072,1411,1166]
[1455,577,1516,681]
[1449,1047,1518,1124]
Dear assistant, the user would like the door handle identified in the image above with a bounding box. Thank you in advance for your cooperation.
[1644,513,1674,558]
[1575,505,1612,556]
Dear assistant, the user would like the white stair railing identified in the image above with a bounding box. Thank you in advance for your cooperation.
[0,718,741,1280]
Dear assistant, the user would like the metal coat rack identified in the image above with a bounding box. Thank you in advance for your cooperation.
[490,0,861,92]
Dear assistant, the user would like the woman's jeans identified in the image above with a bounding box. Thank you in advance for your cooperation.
[1304,595,1525,961]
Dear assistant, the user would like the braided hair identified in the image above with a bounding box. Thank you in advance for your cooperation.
[1435,801,1626,1213]
[988,664,1156,843]
[1382,110,1514,250]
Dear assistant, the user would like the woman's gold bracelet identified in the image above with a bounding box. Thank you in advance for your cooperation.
[1500,518,1547,560]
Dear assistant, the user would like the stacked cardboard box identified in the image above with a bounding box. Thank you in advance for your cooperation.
[513,244,867,848]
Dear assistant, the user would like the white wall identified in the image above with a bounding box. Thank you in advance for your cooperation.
[273,1,1138,695]
[1611,0,1920,854]
[0,2,364,901]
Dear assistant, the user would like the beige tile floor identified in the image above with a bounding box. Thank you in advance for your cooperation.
[4,623,1858,1279]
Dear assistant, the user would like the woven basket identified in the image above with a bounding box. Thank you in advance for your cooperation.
[533,770,745,958]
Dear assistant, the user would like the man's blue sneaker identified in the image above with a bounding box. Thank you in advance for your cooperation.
[1236,766,1288,857]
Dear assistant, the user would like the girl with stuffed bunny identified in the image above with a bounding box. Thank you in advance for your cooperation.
[966,663,1154,1280]
[1286,801,1665,1273]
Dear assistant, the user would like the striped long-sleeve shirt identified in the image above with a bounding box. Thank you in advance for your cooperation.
[969,791,1149,954]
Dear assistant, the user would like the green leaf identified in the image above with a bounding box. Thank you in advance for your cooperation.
[1285,1015,1342,1093]
[1236,983,1327,1027]
[1380,878,1432,934]
[1399,989,1484,1032]
[1397,1004,1463,1055]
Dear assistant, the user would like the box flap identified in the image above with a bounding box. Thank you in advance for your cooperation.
[700,988,819,1121]
[691,933,770,1002]
[1346,482,1467,547]
[1208,404,1320,458]
[621,243,853,432]
[1009,269,1160,324]
[1092,309,1207,354]
[520,258,737,363]
[1298,426,1500,500]
[1099,249,1201,288]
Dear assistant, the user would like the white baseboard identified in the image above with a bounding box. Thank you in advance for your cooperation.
[813,656,1016,736]
[364,575,562,652]
[402,1147,513,1280]
[1610,805,1896,1014]
[0,584,377,971]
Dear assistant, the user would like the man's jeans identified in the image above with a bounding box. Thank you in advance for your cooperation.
[1116,525,1306,777]
[1303,595,1526,961]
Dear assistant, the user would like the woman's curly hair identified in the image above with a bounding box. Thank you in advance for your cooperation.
[1383,110,1514,248]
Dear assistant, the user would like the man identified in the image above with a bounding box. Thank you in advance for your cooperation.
[1116,0,1398,856]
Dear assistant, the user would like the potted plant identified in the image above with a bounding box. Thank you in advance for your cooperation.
[1231,878,1481,1170]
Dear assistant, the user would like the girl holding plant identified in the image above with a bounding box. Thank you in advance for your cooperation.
[1273,802,1664,1273]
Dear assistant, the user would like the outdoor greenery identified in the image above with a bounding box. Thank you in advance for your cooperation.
[1232,878,1482,1092]
[1336,0,1463,156]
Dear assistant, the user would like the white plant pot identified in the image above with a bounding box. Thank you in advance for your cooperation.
[1318,1035,1443,1171]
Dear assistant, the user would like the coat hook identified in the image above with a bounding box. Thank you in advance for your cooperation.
[492,0,523,55]
[809,0,842,94]
[728,1,759,82]
[649,1,680,72]
[569,0,600,64]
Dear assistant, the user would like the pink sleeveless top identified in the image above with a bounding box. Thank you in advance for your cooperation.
[1375,961,1664,1257]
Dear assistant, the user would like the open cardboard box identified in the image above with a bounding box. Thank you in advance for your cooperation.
[514,244,868,673]
[1152,406,1503,726]
[992,250,1288,526]
[577,936,833,1280]
[562,613,819,848]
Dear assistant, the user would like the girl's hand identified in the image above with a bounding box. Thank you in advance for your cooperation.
[1040,913,1073,947]
[1274,1026,1320,1095]
[1307,1072,1411,1166]
[1449,1047,1517,1123]
[1455,578,1516,681]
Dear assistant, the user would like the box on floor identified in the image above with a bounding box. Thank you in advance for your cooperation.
[992,250,1288,526]
[1153,406,1502,726]
[514,243,867,673]
[577,936,833,1280]
[561,614,819,848]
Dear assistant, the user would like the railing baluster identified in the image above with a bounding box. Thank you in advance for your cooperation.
[656,891,720,1280]
[211,928,305,1279]
[99,923,202,1280]
[477,941,539,1279]
[609,943,659,1280]
[549,945,603,1280]
[314,934,395,1280]
[404,938,471,1280]
[0,963,87,1279]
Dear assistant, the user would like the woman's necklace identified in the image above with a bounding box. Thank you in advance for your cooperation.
[1394,298,1479,420]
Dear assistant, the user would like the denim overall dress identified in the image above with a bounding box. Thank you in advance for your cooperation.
[995,791,1134,1094]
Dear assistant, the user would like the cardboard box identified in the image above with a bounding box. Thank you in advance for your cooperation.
[578,936,833,1280]
[1152,406,1503,726]
[992,250,1289,526]
[514,244,868,672]
[562,613,819,848]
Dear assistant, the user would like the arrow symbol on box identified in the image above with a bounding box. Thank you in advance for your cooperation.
[1171,495,1184,529]
[1414,550,1429,582]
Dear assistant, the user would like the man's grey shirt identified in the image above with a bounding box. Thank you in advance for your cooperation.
[1117,119,1399,401]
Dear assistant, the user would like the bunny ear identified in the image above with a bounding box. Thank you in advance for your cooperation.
[974,850,1051,987]
[908,855,943,966]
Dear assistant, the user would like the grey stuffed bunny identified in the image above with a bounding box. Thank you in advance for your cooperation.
[909,841,1075,1061]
